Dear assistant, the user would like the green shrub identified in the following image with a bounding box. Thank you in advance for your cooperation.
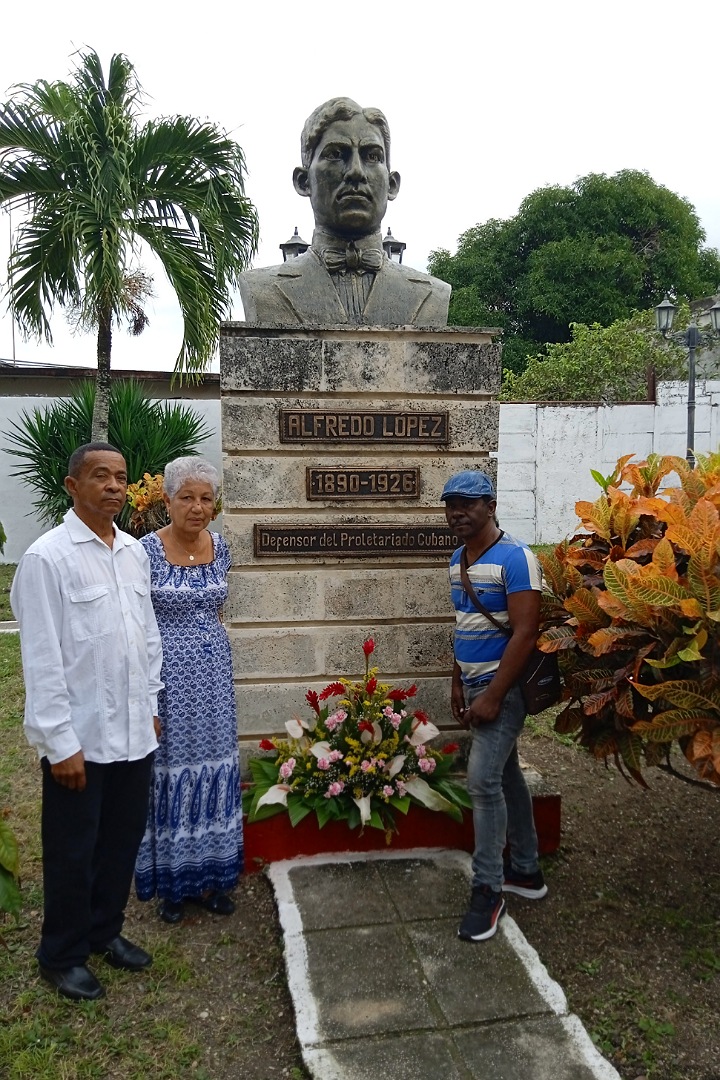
[4,379,211,530]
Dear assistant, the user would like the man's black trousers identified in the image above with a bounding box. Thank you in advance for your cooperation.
[38,753,153,969]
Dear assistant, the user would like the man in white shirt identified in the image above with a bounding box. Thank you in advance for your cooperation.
[11,443,163,1001]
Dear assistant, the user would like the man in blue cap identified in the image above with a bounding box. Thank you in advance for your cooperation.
[441,469,547,942]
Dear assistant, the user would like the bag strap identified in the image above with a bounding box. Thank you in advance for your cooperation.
[459,537,512,637]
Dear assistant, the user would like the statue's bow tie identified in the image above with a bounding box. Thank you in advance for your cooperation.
[321,243,384,274]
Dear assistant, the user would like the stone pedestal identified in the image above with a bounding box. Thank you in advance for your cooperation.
[220,324,501,753]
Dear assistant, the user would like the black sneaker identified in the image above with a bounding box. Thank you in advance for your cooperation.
[502,865,548,899]
[458,885,506,942]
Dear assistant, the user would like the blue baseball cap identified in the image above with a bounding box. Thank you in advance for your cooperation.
[440,470,496,501]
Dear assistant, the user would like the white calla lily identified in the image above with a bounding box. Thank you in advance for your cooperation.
[408,718,440,745]
[353,795,372,824]
[404,777,454,813]
[285,717,304,739]
[310,741,332,759]
[372,721,383,743]
[360,729,373,744]
[387,754,406,778]
[256,784,291,810]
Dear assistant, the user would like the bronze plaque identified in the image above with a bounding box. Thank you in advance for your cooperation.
[254,524,458,557]
[306,467,420,500]
[280,410,449,443]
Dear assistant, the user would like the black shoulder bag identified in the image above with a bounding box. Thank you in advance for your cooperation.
[459,544,561,716]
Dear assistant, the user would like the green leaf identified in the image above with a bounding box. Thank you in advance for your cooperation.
[389,795,411,815]
[287,795,313,828]
[633,680,720,714]
[630,709,715,741]
[0,866,21,918]
[247,800,285,824]
[368,810,385,831]
[0,817,19,876]
[313,799,333,830]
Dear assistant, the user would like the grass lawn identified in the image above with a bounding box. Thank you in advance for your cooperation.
[0,565,16,621]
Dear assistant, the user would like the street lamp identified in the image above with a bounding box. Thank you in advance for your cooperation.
[382,227,406,264]
[654,294,720,466]
[279,227,310,262]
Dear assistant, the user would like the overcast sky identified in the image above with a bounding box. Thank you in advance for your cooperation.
[1,0,718,372]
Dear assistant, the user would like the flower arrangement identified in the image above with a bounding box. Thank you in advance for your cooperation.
[126,473,169,537]
[248,639,470,835]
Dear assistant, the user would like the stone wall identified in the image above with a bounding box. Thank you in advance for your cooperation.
[220,324,501,746]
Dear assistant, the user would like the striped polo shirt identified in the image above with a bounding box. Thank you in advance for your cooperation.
[449,533,542,688]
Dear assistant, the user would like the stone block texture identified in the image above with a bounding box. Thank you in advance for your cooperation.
[220,324,501,744]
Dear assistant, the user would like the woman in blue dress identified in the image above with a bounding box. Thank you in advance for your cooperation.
[135,457,243,923]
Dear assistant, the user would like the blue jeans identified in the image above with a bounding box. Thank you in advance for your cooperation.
[466,682,540,891]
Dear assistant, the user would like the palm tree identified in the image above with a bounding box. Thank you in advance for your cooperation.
[0,49,258,438]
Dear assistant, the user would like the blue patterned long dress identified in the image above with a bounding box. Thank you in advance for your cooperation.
[135,531,243,902]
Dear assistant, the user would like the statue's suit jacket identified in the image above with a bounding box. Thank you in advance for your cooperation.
[238,250,451,326]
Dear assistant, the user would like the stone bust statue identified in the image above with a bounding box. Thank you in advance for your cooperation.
[238,97,450,327]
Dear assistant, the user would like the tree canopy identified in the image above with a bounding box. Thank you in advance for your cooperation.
[428,170,720,375]
[0,49,259,438]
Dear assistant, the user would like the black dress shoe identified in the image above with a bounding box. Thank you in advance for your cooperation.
[158,898,185,924]
[192,892,235,916]
[39,963,105,1001]
[95,935,152,971]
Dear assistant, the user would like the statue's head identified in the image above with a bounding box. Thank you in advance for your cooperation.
[293,97,401,240]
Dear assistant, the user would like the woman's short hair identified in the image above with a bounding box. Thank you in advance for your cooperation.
[163,457,220,498]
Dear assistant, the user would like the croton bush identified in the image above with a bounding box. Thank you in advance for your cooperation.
[538,451,720,788]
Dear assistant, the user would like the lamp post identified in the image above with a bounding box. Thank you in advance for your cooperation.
[382,227,406,264]
[655,294,720,466]
[280,227,310,261]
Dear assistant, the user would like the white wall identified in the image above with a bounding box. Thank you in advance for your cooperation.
[498,380,720,544]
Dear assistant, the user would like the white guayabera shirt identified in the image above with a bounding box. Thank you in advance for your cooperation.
[11,509,163,765]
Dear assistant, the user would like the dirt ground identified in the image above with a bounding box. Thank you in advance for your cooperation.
[516,730,720,1080]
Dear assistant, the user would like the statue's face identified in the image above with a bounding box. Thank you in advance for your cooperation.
[294,113,400,238]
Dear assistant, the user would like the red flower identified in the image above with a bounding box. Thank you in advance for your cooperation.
[442,743,460,755]
[259,739,275,751]
[405,684,418,698]
[358,720,375,734]
[413,709,431,724]
[319,681,345,701]
[366,677,378,695]
[362,638,375,657]
[305,690,320,714]
[387,688,408,702]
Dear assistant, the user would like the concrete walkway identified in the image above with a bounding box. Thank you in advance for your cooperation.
[268,849,620,1080]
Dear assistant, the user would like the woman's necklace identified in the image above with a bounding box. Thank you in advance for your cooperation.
[168,527,206,562]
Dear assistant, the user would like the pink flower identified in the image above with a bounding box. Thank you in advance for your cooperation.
[360,760,372,772]
[317,758,331,771]
[415,744,427,758]
[326,709,347,732]
[382,785,394,798]
[329,750,344,763]
[325,781,345,798]
[395,780,407,796]
[383,706,395,718]
[279,758,296,779]
[419,757,436,774]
